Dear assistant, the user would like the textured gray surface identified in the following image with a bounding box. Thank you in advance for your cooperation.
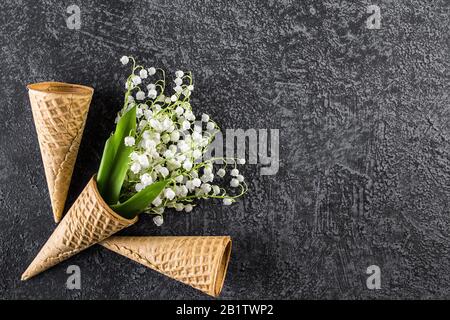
[0,0,449,299]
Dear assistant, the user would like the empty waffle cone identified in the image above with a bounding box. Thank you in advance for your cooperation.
[21,176,138,281]
[100,236,232,297]
[28,82,94,222]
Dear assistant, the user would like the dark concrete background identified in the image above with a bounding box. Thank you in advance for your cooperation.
[0,0,449,299]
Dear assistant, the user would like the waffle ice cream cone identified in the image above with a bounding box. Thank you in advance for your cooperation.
[100,236,232,297]
[21,176,138,281]
[28,82,94,222]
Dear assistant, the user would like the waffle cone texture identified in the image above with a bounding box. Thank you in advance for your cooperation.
[21,176,138,280]
[100,236,232,297]
[28,82,94,222]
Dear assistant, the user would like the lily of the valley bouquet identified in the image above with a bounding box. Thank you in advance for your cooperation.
[22,57,247,296]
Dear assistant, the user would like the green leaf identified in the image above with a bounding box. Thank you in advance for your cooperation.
[96,136,115,197]
[106,142,133,204]
[111,180,170,219]
[96,106,136,205]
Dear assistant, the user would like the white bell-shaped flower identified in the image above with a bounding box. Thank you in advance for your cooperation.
[192,149,202,159]
[130,152,139,161]
[152,196,162,207]
[167,159,181,171]
[217,168,226,177]
[174,203,184,211]
[130,162,141,174]
[164,188,176,200]
[132,75,142,85]
[223,198,233,205]
[186,180,194,191]
[140,173,153,186]
[176,154,186,162]
[124,136,135,147]
[163,149,175,159]
[158,166,169,177]
[175,106,184,115]
[148,89,157,99]
[170,130,180,142]
[183,159,193,171]
[201,114,210,122]
[149,118,161,131]
[178,141,190,153]
[231,168,239,176]
[192,178,201,187]
[144,110,153,120]
[206,122,215,130]
[136,91,145,101]
[139,69,148,79]
[212,185,220,195]
[174,77,183,86]
[230,178,240,187]
[201,183,212,194]
[192,131,202,142]
[181,120,191,131]
[120,56,129,65]
[138,154,150,168]
[153,215,163,226]
[161,133,170,144]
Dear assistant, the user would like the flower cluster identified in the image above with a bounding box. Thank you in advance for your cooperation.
[117,56,247,226]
